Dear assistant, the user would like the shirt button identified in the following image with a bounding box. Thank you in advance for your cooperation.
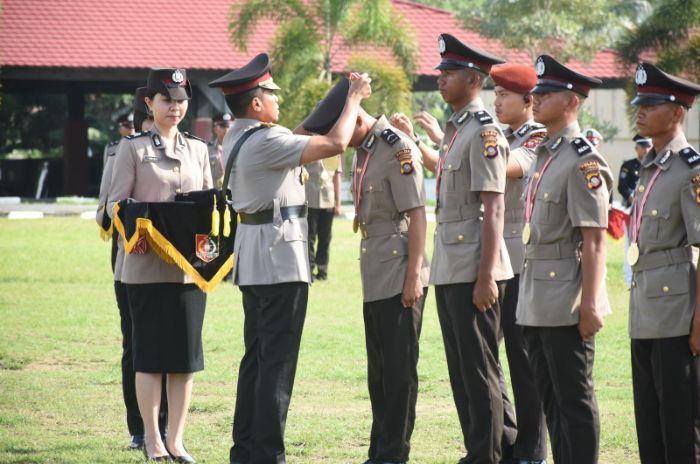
[511,230,517,234]
[663,286,669,293]
[362,247,367,253]
[543,192,549,199]
[638,185,645,192]
[632,281,636,288]
[392,250,398,255]
[442,144,448,151]
[173,166,179,172]
[447,164,452,169]
[356,168,362,174]
[651,209,658,216]
[369,185,373,191]
[534,171,540,178]
[457,234,464,241]
[175,188,182,193]
[523,262,528,269]
[549,271,556,278]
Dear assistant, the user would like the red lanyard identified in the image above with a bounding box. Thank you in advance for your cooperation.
[524,155,555,223]
[436,130,459,202]
[352,151,371,215]
[629,167,662,243]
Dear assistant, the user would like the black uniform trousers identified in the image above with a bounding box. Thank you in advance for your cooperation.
[631,336,700,464]
[363,289,426,463]
[436,281,506,464]
[230,282,308,464]
[112,233,167,438]
[523,325,599,464]
[307,207,335,278]
[499,276,547,461]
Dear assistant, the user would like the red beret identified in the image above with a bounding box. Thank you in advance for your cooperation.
[490,64,538,95]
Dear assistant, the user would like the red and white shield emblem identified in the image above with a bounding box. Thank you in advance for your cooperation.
[195,234,219,263]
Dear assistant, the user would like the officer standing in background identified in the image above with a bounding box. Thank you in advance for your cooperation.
[95,87,166,450]
[489,63,548,464]
[208,54,372,464]
[305,154,342,281]
[517,55,612,464]
[583,128,602,150]
[104,113,135,165]
[619,134,651,285]
[209,113,233,188]
[304,77,429,464]
[395,33,513,464]
[627,62,700,463]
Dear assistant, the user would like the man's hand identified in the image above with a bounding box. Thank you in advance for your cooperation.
[473,277,498,312]
[349,73,372,100]
[414,111,444,144]
[401,274,423,308]
[334,204,342,216]
[390,113,415,138]
[578,304,604,340]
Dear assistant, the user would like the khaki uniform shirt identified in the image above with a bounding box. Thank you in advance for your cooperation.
[305,157,342,209]
[429,99,514,285]
[97,139,125,281]
[224,118,311,286]
[103,140,118,166]
[208,137,225,188]
[107,126,213,284]
[516,122,612,327]
[352,116,430,302]
[629,133,700,338]
[504,122,545,274]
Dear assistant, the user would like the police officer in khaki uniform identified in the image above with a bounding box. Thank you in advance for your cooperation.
[395,33,513,464]
[208,54,372,464]
[490,63,548,464]
[108,68,213,462]
[96,86,166,451]
[516,55,612,464]
[208,113,233,188]
[305,155,342,280]
[104,113,135,165]
[304,78,429,464]
[627,62,700,463]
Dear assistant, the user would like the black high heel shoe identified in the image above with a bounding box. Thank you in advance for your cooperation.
[165,443,196,464]
[142,439,173,462]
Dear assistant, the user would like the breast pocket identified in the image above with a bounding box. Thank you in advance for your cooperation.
[445,157,462,193]
[639,206,671,244]
[362,180,391,216]
[533,189,564,225]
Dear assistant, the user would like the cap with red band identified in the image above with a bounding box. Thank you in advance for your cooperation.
[531,55,601,97]
[146,68,192,100]
[209,53,281,95]
[435,33,504,74]
[631,62,700,108]
[490,63,537,95]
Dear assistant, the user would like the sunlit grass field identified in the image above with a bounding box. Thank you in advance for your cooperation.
[0,217,638,463]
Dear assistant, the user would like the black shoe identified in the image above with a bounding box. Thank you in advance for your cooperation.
[143,439,173,462]
[165,443,196,463]
[457,455,475,464]
[315,272,327,281]
[130,435,144,450]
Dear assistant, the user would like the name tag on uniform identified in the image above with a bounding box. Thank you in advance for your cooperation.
[143,154,161,163]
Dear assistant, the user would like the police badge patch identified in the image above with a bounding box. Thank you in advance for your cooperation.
[395,148,414,175]
[579,160,602,190]
[523,134,545,149]
[196,234,219,263]
[481,131,499,158]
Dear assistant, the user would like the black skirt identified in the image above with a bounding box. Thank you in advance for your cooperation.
[126,283,206,373]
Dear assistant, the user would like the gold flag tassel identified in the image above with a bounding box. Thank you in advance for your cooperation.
[211,194,220,237]
[223,198,232,238]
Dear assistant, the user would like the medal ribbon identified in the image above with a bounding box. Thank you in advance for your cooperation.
[352,150,371,217]
[524,155,555,223]
[435,130,459,203]
[629,166,662,244]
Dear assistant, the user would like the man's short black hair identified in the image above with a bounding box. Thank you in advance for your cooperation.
[225,87,264,118]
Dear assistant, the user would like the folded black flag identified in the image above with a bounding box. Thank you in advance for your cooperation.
[113,189,236,292]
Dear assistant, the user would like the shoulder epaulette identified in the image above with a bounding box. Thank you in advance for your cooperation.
[107,140,119,147]
[182,132,206,143]
[516,124,530,137]
[680,146,700,168]
[380,128,400,146]
[474,110,494,125]
[126,131,149,140]
[571,137,593,157]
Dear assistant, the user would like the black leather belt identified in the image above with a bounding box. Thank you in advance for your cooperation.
[239,204,308,225]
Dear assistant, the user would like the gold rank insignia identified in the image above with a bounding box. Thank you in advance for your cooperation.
[579,160,602,190]
[394,148,414,175]
[481,130,498,158]
[692,174,700,204]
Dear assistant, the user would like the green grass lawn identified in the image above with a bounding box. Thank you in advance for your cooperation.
[0,217,638,463]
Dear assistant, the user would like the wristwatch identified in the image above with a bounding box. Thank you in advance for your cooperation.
[413,134,421,147]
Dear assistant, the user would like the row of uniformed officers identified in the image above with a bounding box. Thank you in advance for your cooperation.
[96,31,700,464]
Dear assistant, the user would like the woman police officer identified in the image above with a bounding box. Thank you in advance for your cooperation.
[108,68,213,462]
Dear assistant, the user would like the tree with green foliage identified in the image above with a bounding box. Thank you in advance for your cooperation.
[228,0,417,127]
[617,0,700,79]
